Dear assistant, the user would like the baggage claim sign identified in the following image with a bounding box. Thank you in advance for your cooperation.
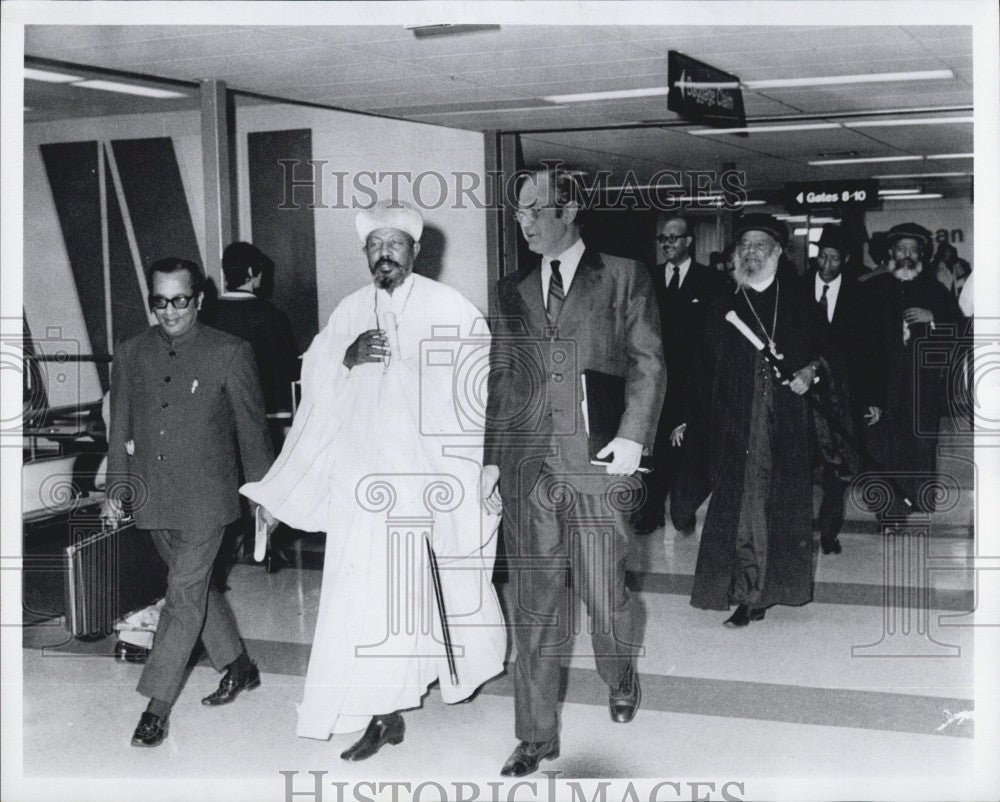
[668,51,747,129]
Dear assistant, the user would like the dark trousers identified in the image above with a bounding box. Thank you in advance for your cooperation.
[137,526,244,705]
[817,463,849,540]
[503,468,639,742]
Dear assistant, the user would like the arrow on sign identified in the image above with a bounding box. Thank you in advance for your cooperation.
[796,192,804,204]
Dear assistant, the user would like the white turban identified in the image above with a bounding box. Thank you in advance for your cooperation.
[355,200,423,244]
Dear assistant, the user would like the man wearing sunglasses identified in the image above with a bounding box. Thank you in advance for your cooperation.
[104,257,274,748]
[633,215,725,536]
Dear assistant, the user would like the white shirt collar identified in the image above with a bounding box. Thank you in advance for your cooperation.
[541,237,585,301]
[665,255,692,286]
[815,272,842,292]
[220,289,257,300]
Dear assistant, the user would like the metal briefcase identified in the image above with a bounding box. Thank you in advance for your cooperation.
[63,519,168,638]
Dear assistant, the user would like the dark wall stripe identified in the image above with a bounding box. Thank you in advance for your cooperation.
[248,128,318,353]
[110,137,202,274]
[39,141,109,391]
[105,158,148,345]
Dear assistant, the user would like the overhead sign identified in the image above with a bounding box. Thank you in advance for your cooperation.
[667,51,746,129]
[784,179,881,211]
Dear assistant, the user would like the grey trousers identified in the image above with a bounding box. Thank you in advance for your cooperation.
[503,469,639,743]
[136,526,244,705]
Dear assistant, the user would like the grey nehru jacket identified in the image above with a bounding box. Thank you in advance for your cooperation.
[106,321,274,530]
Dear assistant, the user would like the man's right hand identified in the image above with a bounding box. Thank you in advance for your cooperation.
[480,465,502,515]
[343,329,389,369]
[101,495,126,526]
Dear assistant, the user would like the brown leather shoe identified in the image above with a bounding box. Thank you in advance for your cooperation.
[201,660,260,706]
[609,663,641,723]
[340,713,405,761]
[131,712,168,747]
[500,738,560,777]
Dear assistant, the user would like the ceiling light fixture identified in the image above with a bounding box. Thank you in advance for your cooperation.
[844,116,974,128]
[882,193,944,200]
[542,87,670,104]
[24,67,82,83]
[689,122,840,135]
[808,155,923,165]
[878,188,922,195]
[72,79,188,99]
[927,153,974,160]
[872,171,972,179]
[743,69,953,89]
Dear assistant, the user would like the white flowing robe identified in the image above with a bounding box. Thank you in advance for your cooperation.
[242,273,506,738]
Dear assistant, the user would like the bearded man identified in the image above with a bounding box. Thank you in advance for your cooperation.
[863,223,962,516]
[242,200,505,760]
[686,215,839,627]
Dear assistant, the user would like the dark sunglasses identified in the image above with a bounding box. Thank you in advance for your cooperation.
[150,294,195,310]
[656,234,688,244]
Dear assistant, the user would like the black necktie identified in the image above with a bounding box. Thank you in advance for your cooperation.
[547,260,564,322]
[820,283,830,320]
[667,265,680,292]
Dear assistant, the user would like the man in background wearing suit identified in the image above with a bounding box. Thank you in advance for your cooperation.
[809,225,880,555]
[634,214,726,535]
[103,258,274,748]
[482,169,666,776]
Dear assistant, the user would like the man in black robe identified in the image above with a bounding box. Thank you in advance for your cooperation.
[688,215,838,627]
[863,223,962,518]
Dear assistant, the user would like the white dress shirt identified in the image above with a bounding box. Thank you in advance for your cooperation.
[664,255,692,289]
[541,237,586,307]
[815,272,842,323]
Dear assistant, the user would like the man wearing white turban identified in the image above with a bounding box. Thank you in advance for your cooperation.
[242,200,505,760]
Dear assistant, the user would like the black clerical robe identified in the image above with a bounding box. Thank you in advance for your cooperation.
[863,270,962,513]
[689,271,837,610]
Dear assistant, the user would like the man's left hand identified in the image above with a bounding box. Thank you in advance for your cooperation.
[904,307,934,325]
[788,363,818,395]
[596,437,643,475]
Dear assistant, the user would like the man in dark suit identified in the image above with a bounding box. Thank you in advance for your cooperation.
[104,258,274,748]
[634,214,726,534]
[808,225,881,555]
[481,169,666,776]
[206,242,300,416]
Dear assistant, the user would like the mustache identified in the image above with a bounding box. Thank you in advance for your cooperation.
[375,257,402,271]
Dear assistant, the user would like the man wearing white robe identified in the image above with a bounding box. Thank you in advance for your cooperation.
[242,201,505,760]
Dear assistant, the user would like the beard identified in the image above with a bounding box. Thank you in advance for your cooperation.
[733,248,780,288]
[371,257,409,291]
[890,258,922,282]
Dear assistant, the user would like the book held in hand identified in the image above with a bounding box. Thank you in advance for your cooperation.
[580,369,652,473]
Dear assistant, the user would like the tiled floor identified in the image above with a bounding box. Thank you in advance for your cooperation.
[13,484,985,801]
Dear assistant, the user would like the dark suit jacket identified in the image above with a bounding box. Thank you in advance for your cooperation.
[205,295,300,413]
[107,322,274,530]
[807,269,876,418]
[650,260,727,430]
[485,247,666,498]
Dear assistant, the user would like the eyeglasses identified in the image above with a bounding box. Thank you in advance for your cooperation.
[150,294,195,310]
[656,234,688,245]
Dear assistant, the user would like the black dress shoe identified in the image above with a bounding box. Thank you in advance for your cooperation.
[820,534,842,555]
[114,639,150,664]
[201,659,261,706]
[340,713,405,761]
[723,604,766,628]
[609,662,641,723]
[674,517,697,536]
[131,712,168,747]
[500,737,560,777]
